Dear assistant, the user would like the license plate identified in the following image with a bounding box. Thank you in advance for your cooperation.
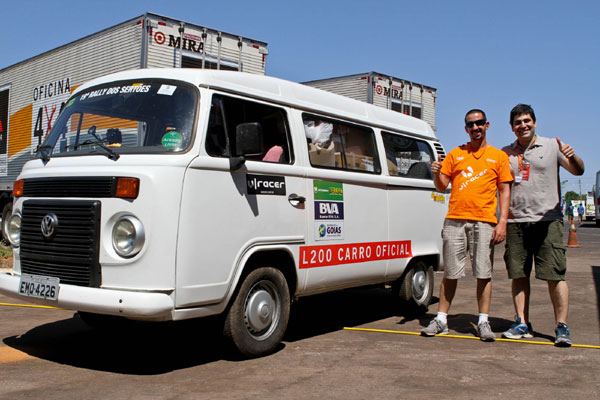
[18,274,60,301]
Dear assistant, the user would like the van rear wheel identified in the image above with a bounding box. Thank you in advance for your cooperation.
[397,261,434,315]
[223,267,290,358]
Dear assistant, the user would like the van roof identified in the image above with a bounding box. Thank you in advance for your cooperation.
[76,69,438,141]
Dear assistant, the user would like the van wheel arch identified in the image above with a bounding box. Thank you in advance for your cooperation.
[222,249,297,358]
[223,267,290,358]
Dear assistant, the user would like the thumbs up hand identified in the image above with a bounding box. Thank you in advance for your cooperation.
[431,154,443,175]
[556,137,575,158]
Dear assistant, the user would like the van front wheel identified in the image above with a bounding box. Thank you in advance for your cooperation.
[223,267,290,358]
[397,261,434,315]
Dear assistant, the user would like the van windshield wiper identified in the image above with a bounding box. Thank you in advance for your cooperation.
[79,139,120,161]
[79,125,120,161]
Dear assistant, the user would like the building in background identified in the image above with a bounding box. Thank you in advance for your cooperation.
[303,72,437,132]
[0,12,268,237]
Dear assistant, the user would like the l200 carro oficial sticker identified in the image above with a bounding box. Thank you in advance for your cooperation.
[299,240,412,269]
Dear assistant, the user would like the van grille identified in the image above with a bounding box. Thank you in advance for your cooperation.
[20,200,101,287]
[22,177,117,197]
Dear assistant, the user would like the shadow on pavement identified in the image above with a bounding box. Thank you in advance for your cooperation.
[3,286,427,373]
[414,312,555,341]
[2,314,239,374]
[285,286,423,342]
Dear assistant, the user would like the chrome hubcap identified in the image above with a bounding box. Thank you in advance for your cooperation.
[244,281,280,339]
[412,269,427,301]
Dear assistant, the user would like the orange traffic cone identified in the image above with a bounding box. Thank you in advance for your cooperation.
[566,220,580,248]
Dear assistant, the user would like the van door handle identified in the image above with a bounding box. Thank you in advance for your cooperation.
[288,193,306,207]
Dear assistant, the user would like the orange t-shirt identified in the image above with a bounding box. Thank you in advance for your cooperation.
[441,144,513,224]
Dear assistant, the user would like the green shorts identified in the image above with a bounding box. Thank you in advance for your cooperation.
[504,221,567,281]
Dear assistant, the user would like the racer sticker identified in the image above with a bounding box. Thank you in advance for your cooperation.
[247,174,286,195]
[300,240,412,269]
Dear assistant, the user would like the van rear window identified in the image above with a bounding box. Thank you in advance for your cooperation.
[382,131,434,180]
[303,114,380,174]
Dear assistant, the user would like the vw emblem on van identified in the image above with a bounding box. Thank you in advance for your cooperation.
[41,213,58,239]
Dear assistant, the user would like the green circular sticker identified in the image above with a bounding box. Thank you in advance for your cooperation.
[161,131,183,149]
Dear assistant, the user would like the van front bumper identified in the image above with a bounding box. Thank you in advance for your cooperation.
[0,272,174,321]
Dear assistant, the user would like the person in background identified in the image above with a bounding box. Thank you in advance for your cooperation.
[577,204,585,224]
[421,109,512,341]
[501,104,584,346]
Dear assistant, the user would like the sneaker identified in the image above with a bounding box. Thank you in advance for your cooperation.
[555,323,573,347]
[477,321,496,342]
[421,318,449,336]
[502,317,533,339]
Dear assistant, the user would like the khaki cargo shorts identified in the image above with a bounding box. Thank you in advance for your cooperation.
[442,219,495,279]
[504,220,567,281]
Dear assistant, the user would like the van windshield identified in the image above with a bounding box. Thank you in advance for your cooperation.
[39,79,198,159]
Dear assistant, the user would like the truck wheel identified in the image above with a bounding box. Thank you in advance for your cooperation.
[223,267,290,358]
[1,202,13,244]
[398,261,434,315]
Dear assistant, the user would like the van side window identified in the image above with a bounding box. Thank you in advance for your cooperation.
[381,131,434,180]
[303,114,380,173]
[205,94,293,163]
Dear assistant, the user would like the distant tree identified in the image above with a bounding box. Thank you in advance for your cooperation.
[564,191,579,202]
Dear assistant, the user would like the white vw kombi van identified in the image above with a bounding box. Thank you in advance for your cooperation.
[0,69,447,357]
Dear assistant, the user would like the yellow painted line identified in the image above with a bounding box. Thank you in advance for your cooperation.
[0,302,64,310]
[0,346,34,363]
[343,327,600,349]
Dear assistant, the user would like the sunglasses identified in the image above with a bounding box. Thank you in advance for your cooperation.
[466,119,487,128]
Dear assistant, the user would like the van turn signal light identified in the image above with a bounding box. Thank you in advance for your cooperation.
[115,177,139,199]
[13,180,24,198]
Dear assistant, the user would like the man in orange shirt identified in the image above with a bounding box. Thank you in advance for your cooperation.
[422,109,513,341]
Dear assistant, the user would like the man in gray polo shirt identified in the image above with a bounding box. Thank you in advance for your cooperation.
[501,104,584,346]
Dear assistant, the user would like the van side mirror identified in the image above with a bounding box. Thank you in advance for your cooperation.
[230,122,264,170]
[235,122,263,156]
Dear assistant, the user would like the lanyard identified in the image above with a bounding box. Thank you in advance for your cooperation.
[517,134,536,168]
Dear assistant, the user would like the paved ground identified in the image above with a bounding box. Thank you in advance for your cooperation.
[1,221,599,399]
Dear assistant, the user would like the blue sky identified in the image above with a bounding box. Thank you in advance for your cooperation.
[2,0,599,194]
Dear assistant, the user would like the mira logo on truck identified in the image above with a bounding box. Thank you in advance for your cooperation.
[153,31,205,54]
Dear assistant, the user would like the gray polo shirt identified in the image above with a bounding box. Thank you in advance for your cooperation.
[502,135,569,223]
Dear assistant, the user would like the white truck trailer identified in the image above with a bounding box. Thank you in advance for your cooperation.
[0,12,268,239]
[302,72,437,132]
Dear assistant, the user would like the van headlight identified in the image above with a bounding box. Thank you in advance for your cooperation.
[112,216,145,257]
[7,212,21,247]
